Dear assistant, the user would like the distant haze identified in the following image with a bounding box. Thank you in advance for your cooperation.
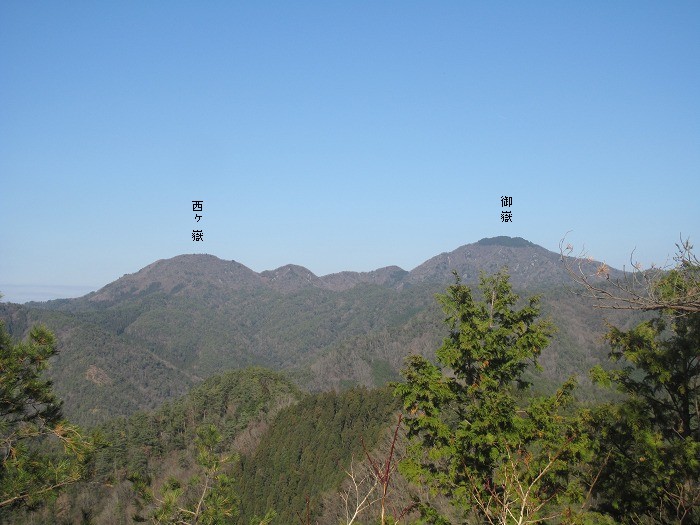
[0,284,97,304]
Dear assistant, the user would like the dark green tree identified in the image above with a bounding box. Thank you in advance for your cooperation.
[0,321,96,510]
[589,312,700,523]
[394,272,601,524]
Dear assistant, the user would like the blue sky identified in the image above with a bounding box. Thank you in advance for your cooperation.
[1,2,698,303]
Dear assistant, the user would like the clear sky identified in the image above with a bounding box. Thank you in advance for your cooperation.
[1,2,698,303]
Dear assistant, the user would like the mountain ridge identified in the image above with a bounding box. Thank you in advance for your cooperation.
[30,236,613,307]
[2,236,633,427]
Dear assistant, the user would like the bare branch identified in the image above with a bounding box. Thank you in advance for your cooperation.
[341,458,381,525]
[344,414,408,525]
[559,234,700,314]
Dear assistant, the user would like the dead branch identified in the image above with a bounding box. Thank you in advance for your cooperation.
[341,458,381,525]
[559,235,700,314]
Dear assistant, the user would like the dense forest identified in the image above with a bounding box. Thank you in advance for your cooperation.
[1,238,698,523]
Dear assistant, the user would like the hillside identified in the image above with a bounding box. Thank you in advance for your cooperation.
[1,236,635,426]
[10,369,398,525]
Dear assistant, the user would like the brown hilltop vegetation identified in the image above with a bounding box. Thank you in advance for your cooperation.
[85,254,263,302]
[408,236,571,286]
[84,364,112,386]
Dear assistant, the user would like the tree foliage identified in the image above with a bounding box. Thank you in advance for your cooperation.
[0,322,96,511]
[133,424,239,524]
[394,271,600,524]
[589,313,700,523]
[236,387,399,525]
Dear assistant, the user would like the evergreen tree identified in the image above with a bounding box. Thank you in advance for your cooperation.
[134,424,238,524]
[589,312,700,523]
[395,272,599,524]
[0,321,96,511]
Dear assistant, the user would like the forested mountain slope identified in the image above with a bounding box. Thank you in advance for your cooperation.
[7,369,399,525]
[1,237,637,426]
[11,368,302,524]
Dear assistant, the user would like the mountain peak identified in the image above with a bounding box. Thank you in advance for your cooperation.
[260,264,322,292]
[85,254,261,303]
[475,236,537,248]
[407,237,566,287]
